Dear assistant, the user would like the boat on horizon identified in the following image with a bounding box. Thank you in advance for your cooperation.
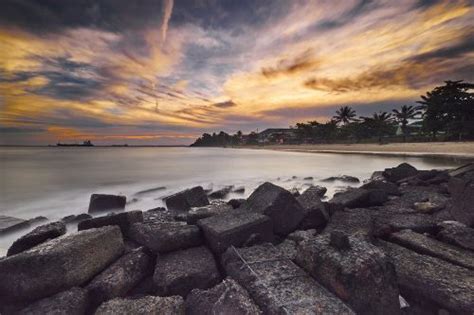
[56,140,94,147]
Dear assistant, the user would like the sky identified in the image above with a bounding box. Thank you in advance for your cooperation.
[0,0,473,145]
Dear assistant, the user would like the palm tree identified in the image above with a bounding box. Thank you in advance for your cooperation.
[362,112,394,144]
[332,106,357,125]
[392,105,420,141]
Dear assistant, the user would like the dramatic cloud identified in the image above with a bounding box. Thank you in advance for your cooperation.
[0,0,473,145]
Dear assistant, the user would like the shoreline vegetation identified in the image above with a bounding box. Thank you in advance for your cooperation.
[0,162,473,313]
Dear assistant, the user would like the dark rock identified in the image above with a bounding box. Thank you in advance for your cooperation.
[296,234,400,315]
[208,186,233,199]
[390,229,474,270]
[242,233,264,247]
[367,189,389,206]
[143,207,175,223]
[88,194,126,213]
[374,213,438,237]
[325,208,374,240]
[242,182,304,235]
[95,295,184,315]
[7,221,66,256]
[175,201,232,224]
[413,201,443,214]
[153,246,221,297]
[304,176,313,180]
[447,177,474,226]
[222,243,355,314]
[322,175,360,183]
[232,186,246,194]
[62,213,92,224]
[305,185,327,197]
[18,287,89,315]
[0,215,30,235]
[128,222,202,253]
[289,187,300,197]
[276,239,298,260]
[287,229,317,244]
[134,186,166,196]
[297,186,329,229]
[0,226,124,303]
[164,186,209,212]
[327,188,371,213]
[78,210,143,236]
[87,247,151,307]
[227,198,246,209]
[448,163,474,178]
[28,216,49,225]
[383,163,418,182]
[197,210,273,254]
[370,171,386,181]
[436,221,474,251]
[361,180,401,196]
[185,278,261,315]
[379,241,474,313]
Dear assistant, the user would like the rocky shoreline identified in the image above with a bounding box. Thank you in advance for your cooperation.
[0,163,473,314]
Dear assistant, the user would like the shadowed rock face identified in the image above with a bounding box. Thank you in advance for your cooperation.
[383,163,418,182]
[448,177,474,226]
[379,240,474,313]
[7,221,66,256]
[88,194,126,213]
[242,182,304,235]
[17,287,89,315]
[95,296,185,315]
[175,201,233,224]
[185,278,261,315]
[296,234,400,315]
[297,186,329,229]
[164,186,209,212]
[436,221,474,251]
[78,210,143,236]
[361,180,401,196]
[0,226,124,304]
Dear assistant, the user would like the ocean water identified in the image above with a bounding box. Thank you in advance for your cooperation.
[0,146,463,255]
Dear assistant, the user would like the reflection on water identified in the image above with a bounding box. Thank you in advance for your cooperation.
[0,146,464,255]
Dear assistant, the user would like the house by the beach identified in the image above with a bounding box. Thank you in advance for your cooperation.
[258,128,298,144]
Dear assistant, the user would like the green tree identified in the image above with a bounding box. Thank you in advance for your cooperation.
[361,112,394,143]
[332,106,358,125]
[392,105,421,141]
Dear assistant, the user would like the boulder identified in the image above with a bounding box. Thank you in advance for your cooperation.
[413,201,443,213]
[175,201,233,224]
[0,215,30,235]
[322,175,360,183]
[389,229,474,270]
[296,233,400,315]
[289,187,300,197]
[374,213,438,237]
[227,198,246,209]
[287,229,318,243]
[185,278,261,315]
[7,221,66,256]
[143,207,176,223]
[0,226,124,303]
[242,182,304,235]
[208,186,233,199]
[95,296,184,315]
[449,162,474,178]
[164,186,209,212]
[128,222,202,253]
[275,239,298,260]
[78,210,143,236]
[447,177,474,226]
[222,243,355,314]
[436,221,474,251]
[153,246,221,297]
[383,163,418,182]
[134,186,166,196]
[327,188,371,213]
[296,186,329,229]
[87,247,152,307]
[62,213,92,224]
[361,180,401,196]
[305,185,327,197]
[18,287,89,315]
[379,241,474,313]
[197,210,273,254]
[324,208,374,240]
[232,186,246,194]
[88,194,126,213]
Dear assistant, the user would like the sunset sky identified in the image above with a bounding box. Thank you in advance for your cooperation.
[0,0,473,145]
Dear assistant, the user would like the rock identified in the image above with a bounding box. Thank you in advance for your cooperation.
[325,208,374,240]
[232,186,246,194]
[389,229,474,270]
[18,287,89,315]
[164,186,209,212]
[7,221,66,256]
[305,185,327,197]
[134,186,166,196]
[413,201,442,213]
[0,215,30,235]
[436,221,474,251]
[28,216,49,225]
[289,187,300,197]
[383,163,418,182]
[185,278,261,315]
[62,213,92,224]
[367,189,389,206]
[374,213,437,237]
[242,182,304,235]
[143,207,176,223]
[296,186,329,229]
[287,229,317,244]
[208,186,233,199]
[175,201,233,224]
[227,198,246,209]
[88,194,126,213]
[153,246,221,297]
[222,243,355,314]
[361,180,401,196]
[276,239,298,260]
[448,163,474,178]
[0,226,124,303]
[327,188,371,213]
[322,175,360,183]
[128,222,202,253]
[95,296,184,315]
[370,171,386,181]
[379,241,474,313]
[197,210,273,254]
[78,210,143,236]
[304,176,313,180]
[296,234,400,315]
[447,177,474,226]
[87,247,151,307]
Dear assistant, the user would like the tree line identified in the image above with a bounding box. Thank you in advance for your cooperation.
[191,80,474,146]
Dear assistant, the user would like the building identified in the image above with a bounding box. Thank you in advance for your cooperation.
[258,128,298,144]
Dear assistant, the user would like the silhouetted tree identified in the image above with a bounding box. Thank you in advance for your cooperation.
[361,112,394,143]
[333,106,358,125]
[392,105,421,141]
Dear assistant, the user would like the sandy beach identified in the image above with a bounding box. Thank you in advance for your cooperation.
[243,142,474,160]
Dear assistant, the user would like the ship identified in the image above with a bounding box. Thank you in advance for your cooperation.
[56,140,94,147]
